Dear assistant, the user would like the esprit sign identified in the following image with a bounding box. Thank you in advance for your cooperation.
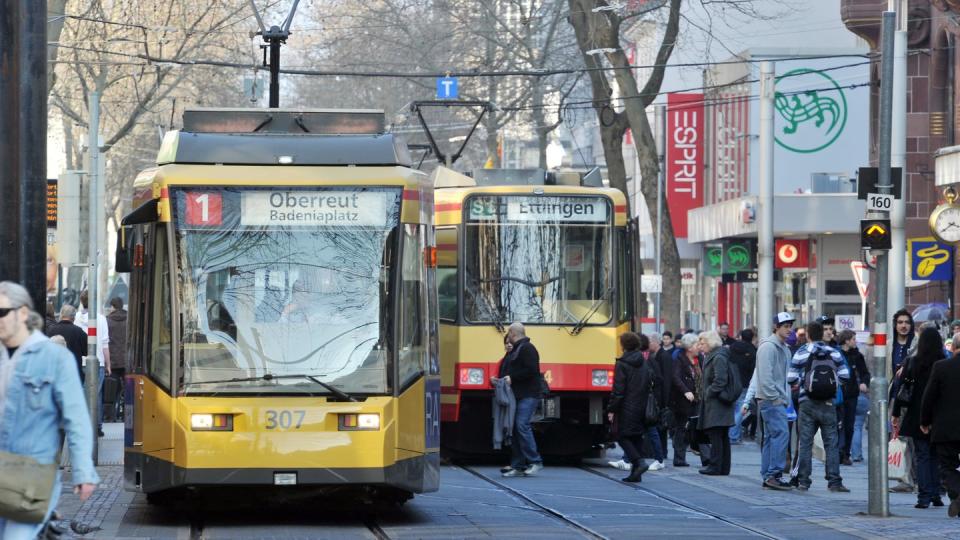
[666,93,704,238]
[240,191,388,226]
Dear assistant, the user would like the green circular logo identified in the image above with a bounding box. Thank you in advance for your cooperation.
[773,68,847,154]
[726,245,751,271]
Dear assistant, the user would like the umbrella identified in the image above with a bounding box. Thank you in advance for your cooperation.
[911,302,949,323]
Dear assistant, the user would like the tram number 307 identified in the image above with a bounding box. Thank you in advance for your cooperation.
[265,410,306,430]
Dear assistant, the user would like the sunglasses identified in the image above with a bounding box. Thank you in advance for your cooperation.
[0,306,19,318]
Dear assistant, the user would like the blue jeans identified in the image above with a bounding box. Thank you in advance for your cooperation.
[797,400,843,488]
[729,388,749,442]
[914,438,943,504]
[850,394,869,460]
[646,426,664,462]
[759,400,789,481]
[511,397,542,469]
[0,472,61,539]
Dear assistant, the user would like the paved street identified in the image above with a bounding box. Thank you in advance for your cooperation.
[46,424,959,540]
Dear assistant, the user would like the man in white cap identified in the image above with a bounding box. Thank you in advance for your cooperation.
[756,312,796,490]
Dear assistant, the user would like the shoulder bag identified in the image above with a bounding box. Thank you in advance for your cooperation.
[895,357,915,405]
[0,451,57,523]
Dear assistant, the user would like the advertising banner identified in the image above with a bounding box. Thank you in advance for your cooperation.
[666,93,704,238]
[908,237,954,282]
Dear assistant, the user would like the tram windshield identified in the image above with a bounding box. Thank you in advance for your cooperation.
[463,194,612,326]
[171,187,401,395]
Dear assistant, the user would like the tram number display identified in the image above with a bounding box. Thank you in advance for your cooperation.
[185,192,223,226]
[265,409,306,430]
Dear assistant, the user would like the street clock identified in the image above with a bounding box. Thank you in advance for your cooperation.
[929,187,960,244]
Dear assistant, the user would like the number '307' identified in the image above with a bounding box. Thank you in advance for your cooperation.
[265,410,306,429]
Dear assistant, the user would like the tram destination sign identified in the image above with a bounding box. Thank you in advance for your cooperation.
[240,191,389,227]
[467,196,608,223]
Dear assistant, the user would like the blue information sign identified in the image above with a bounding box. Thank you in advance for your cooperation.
[909,238,954,282]
[436,76,458,99]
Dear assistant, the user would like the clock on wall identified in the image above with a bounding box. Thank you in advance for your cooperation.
[929,187,960,244]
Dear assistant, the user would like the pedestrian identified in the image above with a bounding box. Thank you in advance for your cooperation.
[492,335,516,455]
[607,332,658,482]
[837,329,870,466]
[889,308,916,494]
[647,333,671,467]
[718,322,735,347]
[75,290,110,438]
[0,281,99,537]
[893,327,946,509]
[697,330,737,476]
[728,328,757,445]
[661,331,675,353]
[43,301,56,331]
[45,304,88,383]
[669,332,699,467]
[788,321,850,492]
[817,315,837,347]
[919,332,960,519]
[792,328,807,354]
[106,297,127,380]
[755,312,795,490]
[499,323,544,477]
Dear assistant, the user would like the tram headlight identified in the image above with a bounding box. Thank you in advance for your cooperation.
[592,369,614,387]
[190,413,233,431]
[338,413,380,431]
[459,367,485,386]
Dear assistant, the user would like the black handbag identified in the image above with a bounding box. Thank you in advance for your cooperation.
[895,358,914,404]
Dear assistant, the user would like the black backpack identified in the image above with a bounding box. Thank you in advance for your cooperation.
[718,354,743,405]
[804,347,839,400]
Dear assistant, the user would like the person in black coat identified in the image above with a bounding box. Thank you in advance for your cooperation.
[607,332,660,482]
[45,304,88,383]
[669,333,700,467]
[893,327,945,508]
[728,329,757,444]
[697,330,736,476]
[837,329,870,465]
[499,322,544,476]
[920,336,960,519]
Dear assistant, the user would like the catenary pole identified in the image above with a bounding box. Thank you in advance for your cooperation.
[887,0,907,314]
[655,104,665,333]
[868,10,896,518]
[758,62,775,340]
[86,84,102,464]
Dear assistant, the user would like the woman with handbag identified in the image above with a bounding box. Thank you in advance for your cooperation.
[669,333,700,467]
[606,332,659,482]
[0,282,99,538]
[892,326,945,509]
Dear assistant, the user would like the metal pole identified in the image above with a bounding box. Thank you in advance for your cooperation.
[868,10,896,518]
[86,85,102,464]
[268,31,281,108]
[655,104,665,333]
[758,62,775,336]
[887,0,907,313]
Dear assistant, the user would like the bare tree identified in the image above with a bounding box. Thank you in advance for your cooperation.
[568,0,683,332]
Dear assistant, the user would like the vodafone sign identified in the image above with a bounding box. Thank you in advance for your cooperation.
[666,93,704,238]
[775,239,809,269]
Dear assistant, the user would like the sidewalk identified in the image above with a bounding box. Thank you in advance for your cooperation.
[600,438,960,539]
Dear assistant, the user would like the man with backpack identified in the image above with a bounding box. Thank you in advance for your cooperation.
[787,320,851,492]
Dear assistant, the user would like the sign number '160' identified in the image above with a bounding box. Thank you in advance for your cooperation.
[866,193,893,211]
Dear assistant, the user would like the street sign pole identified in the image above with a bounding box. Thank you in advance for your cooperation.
[867,10,896,518]
[758,62,775,338]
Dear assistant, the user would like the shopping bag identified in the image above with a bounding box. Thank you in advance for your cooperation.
[813,430,825,462]
[888,436,910,481]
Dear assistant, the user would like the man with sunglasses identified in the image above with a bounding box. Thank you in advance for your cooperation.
[0,281,98,538]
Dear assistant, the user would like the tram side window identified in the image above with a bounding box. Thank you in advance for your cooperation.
[437,268,457,321]
[399,225,427,388]
[148,226,173,390]
[617,230,634,324]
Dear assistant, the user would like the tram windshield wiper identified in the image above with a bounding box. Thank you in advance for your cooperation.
[181,373,357,401]
[568,287,613,336]
[480,275,564,288]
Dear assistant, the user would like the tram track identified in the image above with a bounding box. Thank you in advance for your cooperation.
[578,465,785,540]
[460,465,611,540]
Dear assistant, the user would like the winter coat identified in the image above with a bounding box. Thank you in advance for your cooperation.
[500,337,542,400]
[920,356,960,443]
[697,346,736,430]
[106,308,128,371]
[728,339,757,387]
[839,346,870,401]
[607,350,659,436]
[650,348,673,406]
[893,352,943,439]
[669,351,697,419]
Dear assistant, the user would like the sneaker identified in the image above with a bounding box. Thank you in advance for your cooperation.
[607,459,631,471]
[500,466,515,474]
[890,482,915,493]
[840,457,853,466]
[523,463,543,476]
[797,484,810,491]
[763,477,793,491]
[852,457,864,463]
[647,460,665,471]
[829,484,850,493]
[502,468,524,477]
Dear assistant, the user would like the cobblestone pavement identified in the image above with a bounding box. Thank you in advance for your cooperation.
[48,425,959,539]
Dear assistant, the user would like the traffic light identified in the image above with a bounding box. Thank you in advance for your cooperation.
[860,218,891,250]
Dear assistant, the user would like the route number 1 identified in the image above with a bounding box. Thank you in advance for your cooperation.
[186,192,223,226]
[866,193,894,212]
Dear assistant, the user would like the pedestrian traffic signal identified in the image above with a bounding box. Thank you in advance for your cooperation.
[860,218,891,250]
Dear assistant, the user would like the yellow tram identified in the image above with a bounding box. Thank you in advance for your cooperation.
[433,167,634,458]
[115,109,440,503]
